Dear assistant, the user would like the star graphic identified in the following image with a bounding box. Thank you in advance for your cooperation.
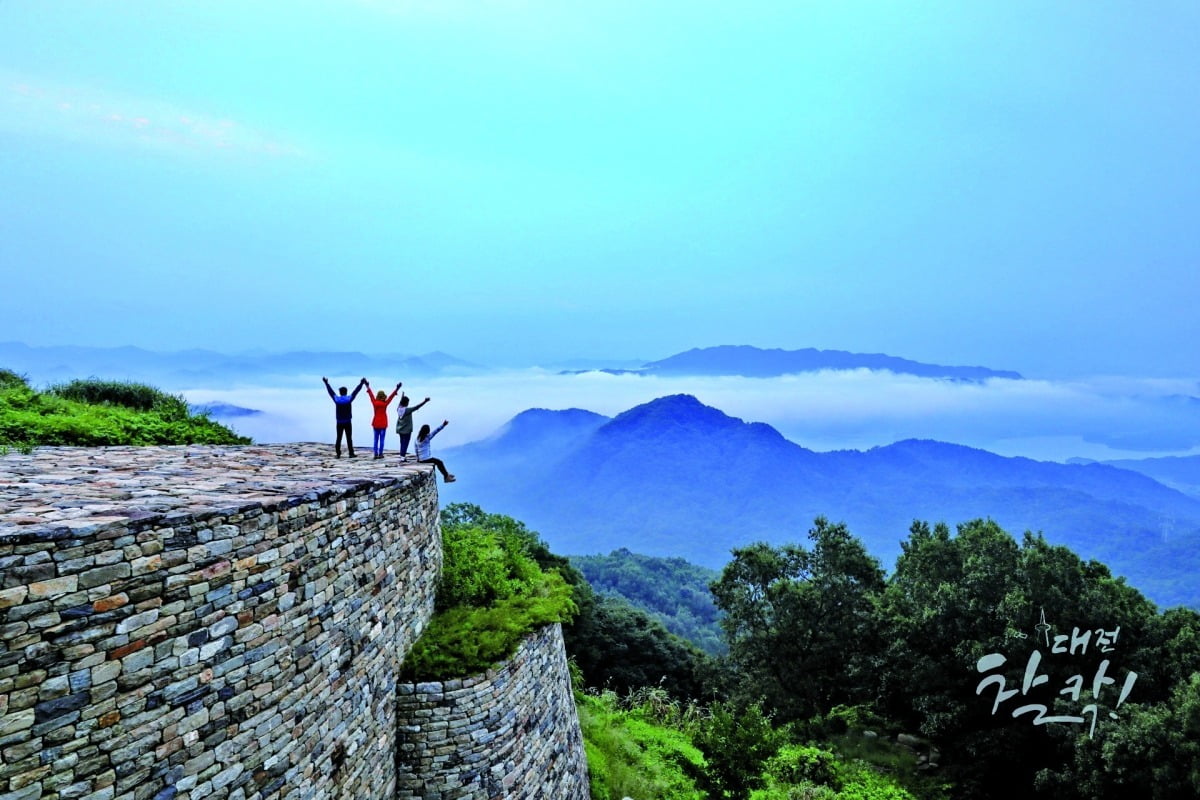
[1034,607,1052,648]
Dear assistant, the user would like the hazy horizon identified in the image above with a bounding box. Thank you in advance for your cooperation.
[5,337,1199,463]
[182,369,1200,465]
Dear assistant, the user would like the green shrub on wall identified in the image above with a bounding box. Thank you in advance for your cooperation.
[400,519,577,680]
[437,521,544,610]
[0,371,249,447]
[49,378,190,415]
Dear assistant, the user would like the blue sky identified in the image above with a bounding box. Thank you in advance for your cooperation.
[2,1,1198,376]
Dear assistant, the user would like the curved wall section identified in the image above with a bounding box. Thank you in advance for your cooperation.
[0,445,441,800]
[395,623,590,800]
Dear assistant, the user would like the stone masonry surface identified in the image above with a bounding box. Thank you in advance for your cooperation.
[0,444,442,800]
[395,624,589,800]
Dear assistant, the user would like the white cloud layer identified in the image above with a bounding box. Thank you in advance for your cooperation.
[184,370,1200,462]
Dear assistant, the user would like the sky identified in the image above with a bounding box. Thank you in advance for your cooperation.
[2,1,1199,377]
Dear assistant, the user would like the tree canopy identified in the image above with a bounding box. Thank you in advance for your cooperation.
[711,517,885,722]
[710,515,1200,799]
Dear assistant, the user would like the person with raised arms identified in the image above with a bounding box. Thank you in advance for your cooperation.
[394,394,431,461]
[363,379,403,459]
[322,376,366,458]
[415,420,455,482]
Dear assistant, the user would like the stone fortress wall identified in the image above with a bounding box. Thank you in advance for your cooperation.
[0,444,588,800]
[395,624,588,799]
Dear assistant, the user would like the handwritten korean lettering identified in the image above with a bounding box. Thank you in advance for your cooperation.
[973,609,1137,737]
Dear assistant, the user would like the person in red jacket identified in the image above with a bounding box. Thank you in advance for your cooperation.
[363,380,402,459]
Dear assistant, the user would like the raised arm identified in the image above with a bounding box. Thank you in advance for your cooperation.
[428,420,449,440]
[355,379,369,400]
[411,397,431,412]
[322,377,335,401]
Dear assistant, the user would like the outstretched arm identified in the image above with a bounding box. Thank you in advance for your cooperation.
[355,380,369,400]
[322,377,335,401]
[411,397,431,412]
[386,384,401,403]
[428,420,449,440]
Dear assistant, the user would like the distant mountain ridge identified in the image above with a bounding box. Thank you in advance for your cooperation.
[189,402,262,418]
[3,341,1021,386]
[562,344,1022,381]
[443,394,1200,609]
[0,341,482,388]
[1071,454,1200,500]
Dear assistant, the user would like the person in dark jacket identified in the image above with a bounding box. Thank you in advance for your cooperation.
[322,376,365,458]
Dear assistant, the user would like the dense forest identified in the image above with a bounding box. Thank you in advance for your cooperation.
[439,504,1200,799]
[708,517,1200,798]
[571,549,725,655]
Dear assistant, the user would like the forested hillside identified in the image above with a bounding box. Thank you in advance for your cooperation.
[571,548,724,655]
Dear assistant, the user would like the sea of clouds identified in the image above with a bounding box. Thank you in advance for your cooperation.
[182,369,1200,463]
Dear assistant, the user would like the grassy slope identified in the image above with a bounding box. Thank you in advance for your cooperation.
[579,689,929,800]
[0,370,249,447]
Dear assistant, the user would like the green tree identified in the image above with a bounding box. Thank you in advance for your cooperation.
[875,519,1168,798]
[1039,672,1200,799]
[692,701,784,800]
[710,517,885,722]
[568,594,708,697]
[572,548,725,655]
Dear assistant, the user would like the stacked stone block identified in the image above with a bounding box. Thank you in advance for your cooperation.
[395,623,589,800]
[0,445,442,800]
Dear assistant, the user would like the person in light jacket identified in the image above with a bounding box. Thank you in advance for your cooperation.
[416,420,455,482]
